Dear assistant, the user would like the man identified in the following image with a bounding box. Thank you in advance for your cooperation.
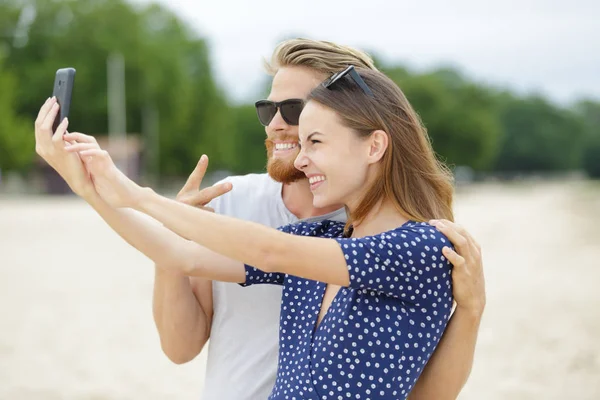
[35,38,485,400]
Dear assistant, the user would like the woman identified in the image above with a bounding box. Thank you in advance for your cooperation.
[62,66,455,399]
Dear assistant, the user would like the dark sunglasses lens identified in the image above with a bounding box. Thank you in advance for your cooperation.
[280,101,304,125]
[256,102,277,126]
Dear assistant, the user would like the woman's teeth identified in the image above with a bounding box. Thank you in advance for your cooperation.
[309,176,326,184]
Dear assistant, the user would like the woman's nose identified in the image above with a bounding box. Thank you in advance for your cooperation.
[294,147,308,171]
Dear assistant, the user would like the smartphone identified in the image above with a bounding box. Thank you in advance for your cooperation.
[51,67,76,132]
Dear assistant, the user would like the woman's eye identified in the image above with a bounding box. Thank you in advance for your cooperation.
[310,139,321,144]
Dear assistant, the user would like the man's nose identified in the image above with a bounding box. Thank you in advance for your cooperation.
[268,108,288,131]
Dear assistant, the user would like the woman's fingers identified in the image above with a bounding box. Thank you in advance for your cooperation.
[63,132,98,144]
[64,142,99,153]
[41,102,60,132]
[52,117,70,143]
[79,148,108,159]
[35,97,53,128]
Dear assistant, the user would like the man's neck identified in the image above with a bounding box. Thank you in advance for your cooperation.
[281,178,342,220]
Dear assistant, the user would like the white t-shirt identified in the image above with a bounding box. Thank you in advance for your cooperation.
[201,173,346,400]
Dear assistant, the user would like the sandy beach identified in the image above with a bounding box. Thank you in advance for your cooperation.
[1,180,599,399]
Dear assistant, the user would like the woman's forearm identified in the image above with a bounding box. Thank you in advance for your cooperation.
[408,307,482,400]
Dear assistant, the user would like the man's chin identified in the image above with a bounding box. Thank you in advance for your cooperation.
[267,158,306,184]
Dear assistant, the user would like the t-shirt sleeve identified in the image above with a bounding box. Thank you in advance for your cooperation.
[333,223,453,307]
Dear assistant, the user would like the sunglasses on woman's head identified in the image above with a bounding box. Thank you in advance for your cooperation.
[255,98,305,126]
[323,65,374,97]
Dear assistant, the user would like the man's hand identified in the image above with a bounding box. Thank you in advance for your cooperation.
[34,97,95,198]
[176,155,232,212]
[430,219,486,317]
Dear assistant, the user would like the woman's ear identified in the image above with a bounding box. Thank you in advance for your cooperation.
[367,130,389,164]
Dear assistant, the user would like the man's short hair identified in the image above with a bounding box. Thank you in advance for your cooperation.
[265,38,378,76]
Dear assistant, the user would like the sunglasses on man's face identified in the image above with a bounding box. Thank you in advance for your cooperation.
[255,98,305,127]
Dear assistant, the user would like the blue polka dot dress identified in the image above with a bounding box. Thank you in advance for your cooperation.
[241,220,453,400]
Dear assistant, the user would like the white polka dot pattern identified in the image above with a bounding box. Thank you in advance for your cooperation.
[241,220,453,400]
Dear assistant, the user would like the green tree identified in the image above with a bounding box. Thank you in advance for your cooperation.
[0,56,35,172]
[383,66,502,171]
[575,99,600,178]
[229,104,267,174]
[1,0,232,177]
[494,95,586,172]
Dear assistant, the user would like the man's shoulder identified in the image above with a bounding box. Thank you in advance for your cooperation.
[213,173,280,194]
[207,172,286,222]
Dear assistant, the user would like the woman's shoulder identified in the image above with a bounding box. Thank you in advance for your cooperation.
[344,221,450,250]
[385,221,452,251]
[280,220,451,250]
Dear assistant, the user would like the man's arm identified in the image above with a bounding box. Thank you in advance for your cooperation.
[408,220,486,400]
[152,271,213,364]
[151,157,232,364]
[408,308,483,400]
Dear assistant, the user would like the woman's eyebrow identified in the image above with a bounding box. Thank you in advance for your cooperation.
[306,131,324,141]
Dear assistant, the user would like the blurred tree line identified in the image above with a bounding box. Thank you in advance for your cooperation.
[1,0,599,181]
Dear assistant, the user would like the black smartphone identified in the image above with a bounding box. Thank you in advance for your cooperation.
[51,67,76,132]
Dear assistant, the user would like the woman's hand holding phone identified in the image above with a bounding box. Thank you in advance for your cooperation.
[34,97,95,199]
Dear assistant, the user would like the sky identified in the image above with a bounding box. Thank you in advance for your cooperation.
[134,0,599,106]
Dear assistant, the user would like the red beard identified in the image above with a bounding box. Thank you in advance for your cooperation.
[265,137,306,184]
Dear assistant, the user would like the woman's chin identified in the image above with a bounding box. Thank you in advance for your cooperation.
[312,195,336,210]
